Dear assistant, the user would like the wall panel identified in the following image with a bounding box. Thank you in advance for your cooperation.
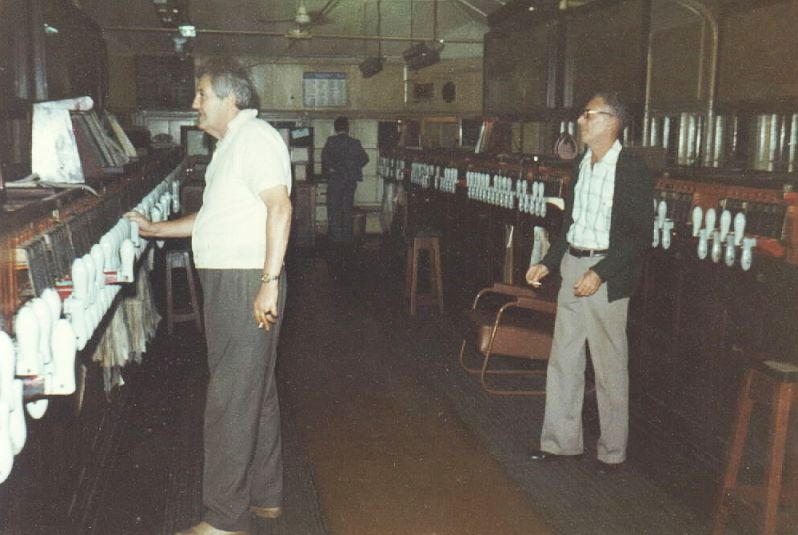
[484,21,553,115]
[718,2,798,104]
[565,0,645,108]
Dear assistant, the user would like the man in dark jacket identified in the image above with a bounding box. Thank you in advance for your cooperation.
[525,92,654,474]
[321,117,369,249]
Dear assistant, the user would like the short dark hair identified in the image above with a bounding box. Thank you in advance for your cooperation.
[334,117,349,133]
[593,91,628,130]
[196,57,259,110]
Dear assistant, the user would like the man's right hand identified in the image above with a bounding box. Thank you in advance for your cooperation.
[525,264,549,288]
[124,211,157,237]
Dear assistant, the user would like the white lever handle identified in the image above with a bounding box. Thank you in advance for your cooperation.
[65,298,88,351]
[71,257,88,303]
[657,200,667,229]
[119,239,136,283]
[734,212,746,247]
[30,298,52,368]
[691,205,703,237]
[41,288,61,324]
[100,235,115,271]
[0,332,15,407]
[705,208,717,235]
[26,398,48,420]
[0,402,13,483]
[719,209,732,243]
[90,244,106,290]
[14,306,40,377]
[9,380,25,454]
[82,254,96,305]
[46,320,76,395]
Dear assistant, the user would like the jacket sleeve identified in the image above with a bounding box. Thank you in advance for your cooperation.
[540,160,579,274]
[590,153,654,282]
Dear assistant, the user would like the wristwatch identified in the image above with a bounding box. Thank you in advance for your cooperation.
[260,273,280,284]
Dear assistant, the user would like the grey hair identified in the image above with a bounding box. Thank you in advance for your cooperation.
[592,91,628,131]
[196,57,258,110]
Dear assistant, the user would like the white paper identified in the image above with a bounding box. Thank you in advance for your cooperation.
[34,96,94,111]
[31,105,84,183]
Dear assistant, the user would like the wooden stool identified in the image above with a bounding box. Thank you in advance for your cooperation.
[713,357,798,535]
[404,232,444,316]
[165,249,202,334]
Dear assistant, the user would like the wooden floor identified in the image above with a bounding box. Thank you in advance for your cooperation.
[2,238,728,534]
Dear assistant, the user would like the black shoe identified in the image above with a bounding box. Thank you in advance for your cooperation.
[527,449,583,462]
[595,461,624,475]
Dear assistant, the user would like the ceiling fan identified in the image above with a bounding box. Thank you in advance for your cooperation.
[258,0,340,39]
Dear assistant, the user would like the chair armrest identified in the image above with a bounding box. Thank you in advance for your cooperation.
[514,296,556,315]
[492,282,558,301]
[472,282,556,311]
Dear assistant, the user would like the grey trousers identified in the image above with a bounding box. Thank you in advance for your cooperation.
[198,269,287,531]
[540,253,630,464]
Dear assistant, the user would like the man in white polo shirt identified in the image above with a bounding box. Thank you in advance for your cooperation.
[126,57,292,535]
[525,92,653,475]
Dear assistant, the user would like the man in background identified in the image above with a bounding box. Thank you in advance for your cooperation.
[127,57,292,535]
[321,116,369,263]
[525,92,653,474]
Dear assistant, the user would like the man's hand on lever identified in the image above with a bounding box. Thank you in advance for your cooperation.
[124,211,157,237]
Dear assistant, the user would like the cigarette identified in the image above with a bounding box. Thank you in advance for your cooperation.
[530,281,542,287]
[257,322,264,329]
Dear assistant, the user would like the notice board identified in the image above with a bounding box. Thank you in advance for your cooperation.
[303,72,347,108]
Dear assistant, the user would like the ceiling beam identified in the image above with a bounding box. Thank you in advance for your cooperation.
[102,26,484,43]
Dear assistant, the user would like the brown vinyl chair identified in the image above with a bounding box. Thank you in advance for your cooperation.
[459,282,557,396]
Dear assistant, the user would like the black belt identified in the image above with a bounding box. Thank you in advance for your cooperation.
[568,246,608,258]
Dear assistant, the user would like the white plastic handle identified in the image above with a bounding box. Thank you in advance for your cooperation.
[0,332,15,407]
[14,306,40,377]
[46,319,77,395]
[0,401,13,483]
[9,380,25,454]
[30,298,52,368]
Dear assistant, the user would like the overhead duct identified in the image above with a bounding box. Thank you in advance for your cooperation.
[359,57,384,78]
[402,41,443,71]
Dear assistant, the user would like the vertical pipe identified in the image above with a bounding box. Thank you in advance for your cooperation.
[674,0,719,170]
[663,116,671,151]
[642,0,654,144]
[678,113,688,165]
[753,115,768,171]
[778,113,788,171]
[687,114,697,165]
[789,114,797,173]
[713,115,724,167]
[767,113,779,172]
[695,114,703,165]
[650,117,659,147]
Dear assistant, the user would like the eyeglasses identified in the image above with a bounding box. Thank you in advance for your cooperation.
[581,109,615,119]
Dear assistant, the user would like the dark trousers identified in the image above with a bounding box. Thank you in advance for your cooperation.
[198,269,287,531]
[327,179,358,243]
